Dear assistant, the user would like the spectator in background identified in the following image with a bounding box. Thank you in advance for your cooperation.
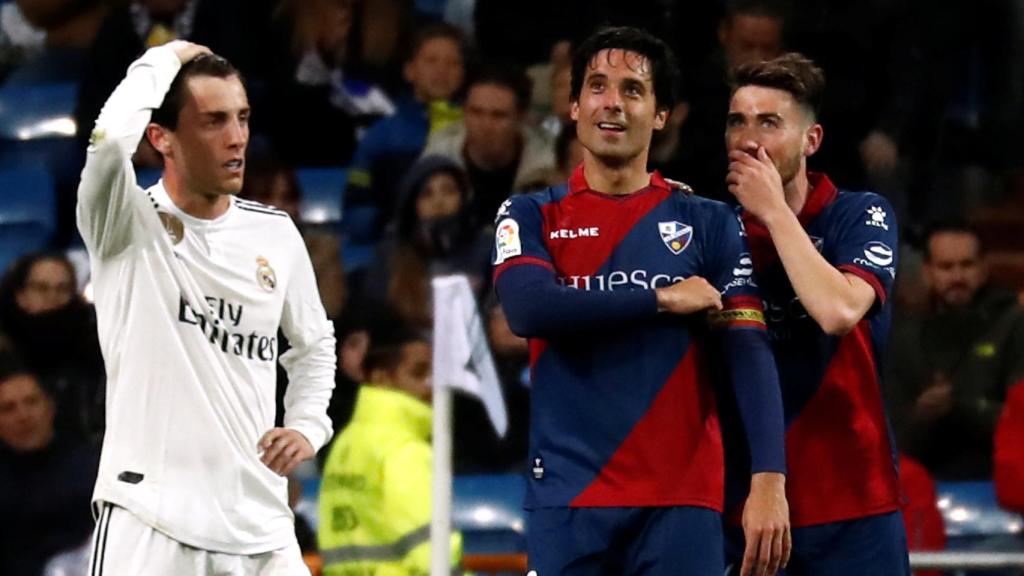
[659,0,786,201]
[265,0,363,166]
[316,303,408,468]
[0,252,104,443]
[421,65,556,226]
[344,22,466,239]
[517,121,583,191]
[362,156,492,330]
[525,39,573,139]
[318,314,464,575]
[75,0,268,154]
[1,0,105,83]
[0,369,99,576]
[889,222,1024,480]
[0,1,46,82]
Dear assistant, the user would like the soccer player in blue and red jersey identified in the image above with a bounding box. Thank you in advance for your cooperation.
[724,53,910,575]
[494,27,790,576]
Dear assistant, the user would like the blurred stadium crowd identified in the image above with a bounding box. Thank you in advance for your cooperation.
[0,0,1023,574]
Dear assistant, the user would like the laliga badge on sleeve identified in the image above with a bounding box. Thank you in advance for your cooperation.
[494,218,522,264]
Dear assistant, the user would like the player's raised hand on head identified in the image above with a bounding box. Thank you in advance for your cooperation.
[741,472,791,576]
[726,147,787,224]
[258,428,315,477]
[655,276,723,314]
[165,40,212,64]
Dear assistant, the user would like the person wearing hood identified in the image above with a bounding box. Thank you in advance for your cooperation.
[0,252,104,444]
[362,155,492,329]
[888,221,1024,480]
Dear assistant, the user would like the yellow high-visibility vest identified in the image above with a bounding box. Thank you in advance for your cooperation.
[319,386,462,576]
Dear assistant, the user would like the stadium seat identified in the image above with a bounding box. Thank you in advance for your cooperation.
[0,222,52,275]
[296,167,347,226]
[0,83,78,142]
[937,481,1023,543]
[0,167,57,273]
[0,167,56,230]
[0,82,82,186]
[453,474,526,554]
[341,239,376,272]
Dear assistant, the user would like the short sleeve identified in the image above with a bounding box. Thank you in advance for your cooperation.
[830,193,899,307]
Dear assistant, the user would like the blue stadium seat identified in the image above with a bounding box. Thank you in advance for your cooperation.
[0,83,78,142]
[296,167,347,225]
[341,241,376,273]
[938,481,1023,544]
[453,474,527,556]
[0,82,82,182]
[342,205,380,244]
[0,167,56,231]
[0,167,57,273]
[0,222,52,275]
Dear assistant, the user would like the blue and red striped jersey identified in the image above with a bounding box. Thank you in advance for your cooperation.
[741,172,902,527]
[494,166,781,510]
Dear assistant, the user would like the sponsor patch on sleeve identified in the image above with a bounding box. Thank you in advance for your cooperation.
[862,241,894,267]
[494,218,522,264]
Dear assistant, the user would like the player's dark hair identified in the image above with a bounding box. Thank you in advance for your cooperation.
[467,64,532,112]
[570,26,680,112]
[730,52,825,119]
[405,21,465,63]
[923,220,985,261]
[361,307,428,377]
[151,53,243,130]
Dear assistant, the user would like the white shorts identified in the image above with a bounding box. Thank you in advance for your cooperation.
[88,503,311,576]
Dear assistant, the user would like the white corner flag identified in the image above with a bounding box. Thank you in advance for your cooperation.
[430,274,508,576]
[431,274,508,437]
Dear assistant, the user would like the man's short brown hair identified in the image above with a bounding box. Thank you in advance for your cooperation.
[730,52,825,119]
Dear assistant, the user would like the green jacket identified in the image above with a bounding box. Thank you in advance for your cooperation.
[888,285,1024,479]
[319,386,462,576]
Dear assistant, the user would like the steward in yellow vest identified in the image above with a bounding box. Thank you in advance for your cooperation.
[319,326,462,576]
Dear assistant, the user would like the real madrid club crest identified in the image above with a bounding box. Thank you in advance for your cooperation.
[658,221,693,255]
[256,256,277,293]
[157,211,185,245]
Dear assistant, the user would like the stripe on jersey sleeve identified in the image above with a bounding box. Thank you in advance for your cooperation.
[708,295,766,330]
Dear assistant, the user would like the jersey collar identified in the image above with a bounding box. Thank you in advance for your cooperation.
[568,163,671,196]
[797,172,838,225]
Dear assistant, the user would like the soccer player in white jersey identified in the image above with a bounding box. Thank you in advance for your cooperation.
[77,41,336,575]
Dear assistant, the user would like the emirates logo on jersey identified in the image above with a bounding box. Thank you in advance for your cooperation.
[256,256,277,292]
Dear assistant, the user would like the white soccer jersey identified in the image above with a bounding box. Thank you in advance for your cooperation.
[77,45,336,555]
